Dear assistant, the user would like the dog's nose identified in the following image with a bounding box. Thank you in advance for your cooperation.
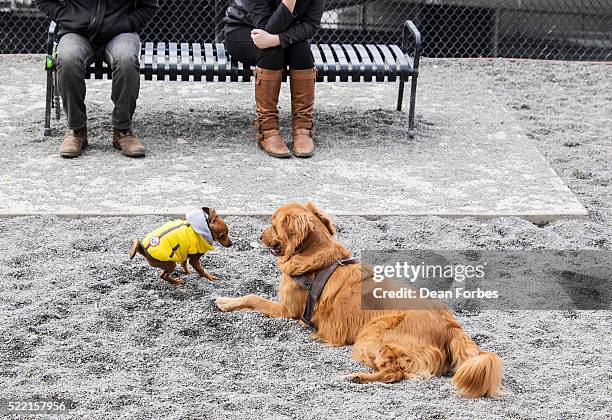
[227,239,233,247]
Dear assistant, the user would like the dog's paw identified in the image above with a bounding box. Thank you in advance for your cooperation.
[215,297,238,312]
[344,373,365,383]
[164,276,186,286]
[206,273,219,281]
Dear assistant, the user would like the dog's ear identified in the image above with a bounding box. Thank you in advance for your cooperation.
[279,211,313,255]
[203,207,218,223]
[306,202,335,236]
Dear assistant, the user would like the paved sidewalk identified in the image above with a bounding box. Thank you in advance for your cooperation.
[0,56,586,221]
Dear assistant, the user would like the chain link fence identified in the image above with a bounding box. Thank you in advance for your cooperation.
[1,0,611,60]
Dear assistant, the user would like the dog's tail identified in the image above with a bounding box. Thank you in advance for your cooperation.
[129,239,142,260]
[449,327,503,398]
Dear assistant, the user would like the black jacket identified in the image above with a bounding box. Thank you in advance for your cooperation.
[225,0,325,48]
[35,0,159,44]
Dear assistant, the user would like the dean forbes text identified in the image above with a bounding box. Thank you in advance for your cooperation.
[371,287,499,300]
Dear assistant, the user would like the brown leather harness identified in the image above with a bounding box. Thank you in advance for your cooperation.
[291,256,359,329]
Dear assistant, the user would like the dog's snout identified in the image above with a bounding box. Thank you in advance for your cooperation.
[226,239,233,247]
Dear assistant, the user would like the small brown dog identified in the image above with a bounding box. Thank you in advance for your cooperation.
[216,202,503,397]
[130,207,232,285]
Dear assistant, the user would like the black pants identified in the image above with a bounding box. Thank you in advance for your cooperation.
[224,26,314,70]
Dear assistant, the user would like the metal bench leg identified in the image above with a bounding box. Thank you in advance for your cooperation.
[44,71,53,136]
[53,71,61,121]
[407,74,418,138]
[397,80,405,111]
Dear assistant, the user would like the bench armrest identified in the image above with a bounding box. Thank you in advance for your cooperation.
[401,20,421,71]
[45,22,59,71]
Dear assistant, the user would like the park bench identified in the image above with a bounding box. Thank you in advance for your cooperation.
[43,20,421,137]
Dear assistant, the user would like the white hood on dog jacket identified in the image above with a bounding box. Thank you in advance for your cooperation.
[186,210,214,245]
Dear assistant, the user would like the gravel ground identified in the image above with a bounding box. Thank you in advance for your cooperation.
[0,59,611,419]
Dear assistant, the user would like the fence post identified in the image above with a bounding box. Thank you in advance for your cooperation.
[491,8,500,57]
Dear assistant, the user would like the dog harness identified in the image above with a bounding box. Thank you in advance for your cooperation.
[141,219,214,262]
[291,256,359,329]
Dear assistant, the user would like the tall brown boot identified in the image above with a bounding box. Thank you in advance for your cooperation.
[289,67,316,158]
[254,67,290,158]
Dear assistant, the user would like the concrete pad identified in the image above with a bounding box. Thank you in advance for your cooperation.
[0,56,587,221]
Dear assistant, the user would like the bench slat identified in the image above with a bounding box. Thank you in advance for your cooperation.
[216,43,227,82]
[353,44,372,82]
[319,44,337,82]
[378,44,397,82]
[144,42,153,81]
[342,44,361,82]
[156,42,165,81]
[193,43,202,82]
[204,43,214,82]
[366,44,385,82]
[180,43,190,81]
[310,44,325,82]
[331,44,349,82]
[224,45,234,81]
[168,42,178,81]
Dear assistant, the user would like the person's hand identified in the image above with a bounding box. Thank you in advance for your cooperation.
[251,29,281,49]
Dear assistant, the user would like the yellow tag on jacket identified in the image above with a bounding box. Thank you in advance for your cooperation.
[141,219,215,262]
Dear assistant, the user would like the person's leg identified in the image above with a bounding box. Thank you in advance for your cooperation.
[105,32,141,131]
[104,32,145,157]
[285,41,315,70]
[225,27,260,68]
[56,33,94,158]
[286,41,316,157]
[225,27,285,70]
[255,46,285,71]
[225,28,290,158]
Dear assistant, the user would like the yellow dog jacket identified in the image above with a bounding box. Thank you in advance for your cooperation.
[141,218,215,262]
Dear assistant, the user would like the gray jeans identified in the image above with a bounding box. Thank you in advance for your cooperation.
[57,32,141,130]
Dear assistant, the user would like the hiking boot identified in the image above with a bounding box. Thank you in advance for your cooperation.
[254,67,290,158]
[289,67,316,158]
[59,127,88,158]
[112,128,145,157]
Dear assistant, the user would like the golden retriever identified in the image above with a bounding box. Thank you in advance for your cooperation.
[215,202,503,397]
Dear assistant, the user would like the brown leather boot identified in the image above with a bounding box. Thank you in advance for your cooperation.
[254,67,290,158]
[112,128,145,157]
[59,127,88,158]
[290,67,316,158]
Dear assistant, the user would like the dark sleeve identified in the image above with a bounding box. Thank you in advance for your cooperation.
[34,0,65,21]
[128,0,160,32]
[264,3,297,34]
[246,0,280,30]
[278,0,325,48]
